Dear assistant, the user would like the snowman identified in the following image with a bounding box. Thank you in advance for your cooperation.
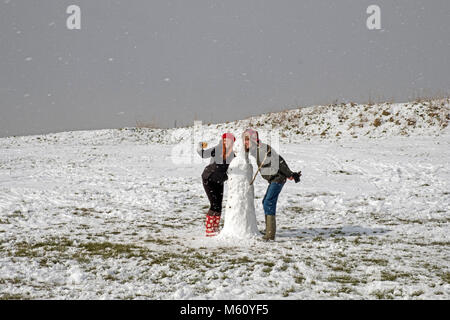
[218,137,259,239]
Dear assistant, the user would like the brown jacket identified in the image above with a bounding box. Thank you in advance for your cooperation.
[250,142,294,184]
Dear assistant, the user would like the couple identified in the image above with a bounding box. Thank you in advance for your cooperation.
[197,129,301,240]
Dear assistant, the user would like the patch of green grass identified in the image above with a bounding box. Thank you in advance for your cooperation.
[422,263,442,273]
[9,238,154,264]
[10,210,23,218]
[337,286,354,294]
[0,293,30,300]
[12,238,74,258]
[262,261,275,268]
[362,258,389,266]
[282,287,295,297]
[330,265,352,273]
[411,290,424,297]
[79,242,146,259]
[262,267,272,273]
[327,274,360,285]
[279,264,289,271]
[380,271,412,282]
[440,272,450,284]
[0,277,22,285]
[430,241,450,246]
[287,206,317,215]
[229,256,253,265]
[72,253,90,264]
[326,258,352,274]
[331,229,345,237]
[144,237,172,245]
[294,274,305,284]
[397,218,424,225]
[159,223,183,229]
[288,206,304,213]
[380,271,397,281]
[148,251,184,266]
[371,289,395,300]
[103,274,119,281]
[151,250,219,271]
[196,286,213,295]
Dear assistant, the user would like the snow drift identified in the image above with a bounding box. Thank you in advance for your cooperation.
[0,98,448,147]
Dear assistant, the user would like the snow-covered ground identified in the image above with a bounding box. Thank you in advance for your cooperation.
[0,100,449,299]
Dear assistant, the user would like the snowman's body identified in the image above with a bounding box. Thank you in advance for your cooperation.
[218,140,259,239]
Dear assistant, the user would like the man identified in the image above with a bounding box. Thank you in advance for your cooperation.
[243,129,301,241]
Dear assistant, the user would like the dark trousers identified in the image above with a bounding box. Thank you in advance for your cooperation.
[202,179,224,215]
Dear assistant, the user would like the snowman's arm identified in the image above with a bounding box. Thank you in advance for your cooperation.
[197,143,216,158]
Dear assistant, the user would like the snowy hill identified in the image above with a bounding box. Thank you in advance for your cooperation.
[0,98,449,300]
[1,98,448,147]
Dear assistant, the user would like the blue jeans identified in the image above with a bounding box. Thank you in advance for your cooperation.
[262,182,285,216]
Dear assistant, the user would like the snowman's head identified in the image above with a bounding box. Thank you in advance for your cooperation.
[228,136,250,164]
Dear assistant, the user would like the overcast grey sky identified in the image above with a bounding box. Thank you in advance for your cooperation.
[0,0,449,137]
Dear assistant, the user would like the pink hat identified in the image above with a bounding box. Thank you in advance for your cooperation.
[222,133,236,141]
[244,128,259,143]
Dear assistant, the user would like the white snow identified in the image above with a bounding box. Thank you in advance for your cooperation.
[0,98,448,299]
[67,265,86,285]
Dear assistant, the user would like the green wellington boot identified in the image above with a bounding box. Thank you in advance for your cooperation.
[262,215,276,241]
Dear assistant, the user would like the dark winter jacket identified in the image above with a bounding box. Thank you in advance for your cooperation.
[197,141,235,184]
[250,142,294,184]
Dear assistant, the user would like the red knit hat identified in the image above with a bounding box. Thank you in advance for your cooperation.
[222,133,236,141]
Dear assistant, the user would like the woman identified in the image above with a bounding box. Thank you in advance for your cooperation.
[197,133,236,236]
